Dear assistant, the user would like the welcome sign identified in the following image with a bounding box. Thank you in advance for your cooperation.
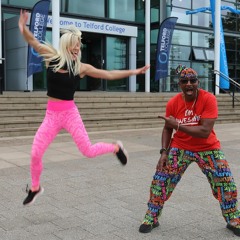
[46,16,138,37]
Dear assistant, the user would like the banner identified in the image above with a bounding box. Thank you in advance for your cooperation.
[27,0,50,77]
[186,1,232,90]
[209,0,229,89]
[154,17,178,81]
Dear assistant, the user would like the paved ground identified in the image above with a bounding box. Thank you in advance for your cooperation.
[0,123,240,240]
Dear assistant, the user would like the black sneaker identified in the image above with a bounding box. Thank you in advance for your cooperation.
[139,222,160,233]
[23,186,44,205]
[116,141,128,165]
[227,223,240,236]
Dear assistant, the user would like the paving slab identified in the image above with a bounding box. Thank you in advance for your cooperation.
[0,123,239,239]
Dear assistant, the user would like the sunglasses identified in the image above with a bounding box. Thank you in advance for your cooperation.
[180,78,198,84]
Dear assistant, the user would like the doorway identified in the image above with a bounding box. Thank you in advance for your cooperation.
[78,32,129,91]
[79,32,104,91]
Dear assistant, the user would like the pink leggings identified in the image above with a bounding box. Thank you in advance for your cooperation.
[31,100,116,188]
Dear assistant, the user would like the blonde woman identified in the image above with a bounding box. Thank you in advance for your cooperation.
[19,10,150,205]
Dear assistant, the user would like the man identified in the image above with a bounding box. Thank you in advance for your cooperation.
[139,65,240,237]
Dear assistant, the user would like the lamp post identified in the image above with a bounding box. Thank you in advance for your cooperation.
[214,0,221,95]
[52,0,60,49]
[145,0,150,92]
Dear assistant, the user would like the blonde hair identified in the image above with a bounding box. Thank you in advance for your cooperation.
[42,25,82,76]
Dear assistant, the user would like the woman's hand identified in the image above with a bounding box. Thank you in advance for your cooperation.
[18,9,29,33]
[134,65,150,75]
[18,9,50,56]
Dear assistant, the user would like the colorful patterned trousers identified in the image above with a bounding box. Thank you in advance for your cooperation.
[143,148,240,227]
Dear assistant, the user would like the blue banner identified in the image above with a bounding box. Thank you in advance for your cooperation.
[209,0,229,89]
[186,1,232,89]
[27,0,50,77]
[155,17,178,81]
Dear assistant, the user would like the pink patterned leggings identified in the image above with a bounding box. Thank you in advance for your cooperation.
[31,100,116,188]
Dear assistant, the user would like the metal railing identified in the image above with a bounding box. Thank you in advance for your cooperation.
[213,70,240,108]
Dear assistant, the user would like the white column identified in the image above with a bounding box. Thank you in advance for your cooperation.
[145,0,150,92]
[214,0,221,95]
[52,0,60,49]
[129,37,137,92]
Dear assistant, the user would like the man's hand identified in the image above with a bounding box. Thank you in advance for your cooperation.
[158,115,178,130]
[156,152,168,171]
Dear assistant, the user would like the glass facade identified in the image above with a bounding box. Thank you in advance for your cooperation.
[108,0,135,21]
[2,0,240,93]
[2,0,40,7]
[63,0,105,18]
[33,31,52,90]
[106,37,128,91]
[136,29,145,91]
[161,0,240,93]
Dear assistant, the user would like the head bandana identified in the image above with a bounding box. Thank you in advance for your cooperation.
[176,65,198,80]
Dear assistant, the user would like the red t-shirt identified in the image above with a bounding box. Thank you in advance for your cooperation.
[166,89,220,151]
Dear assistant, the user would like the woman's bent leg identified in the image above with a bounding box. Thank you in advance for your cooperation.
[63,107,115,158]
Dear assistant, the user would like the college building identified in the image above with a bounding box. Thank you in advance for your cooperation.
[0,0,240,93]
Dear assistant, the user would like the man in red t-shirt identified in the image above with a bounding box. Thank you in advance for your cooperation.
[139,66,240,237]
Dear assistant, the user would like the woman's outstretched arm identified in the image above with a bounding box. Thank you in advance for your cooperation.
[80,63,150,80]
[18,9,51,55]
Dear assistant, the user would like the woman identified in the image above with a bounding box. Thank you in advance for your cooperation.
[19,10,150,205]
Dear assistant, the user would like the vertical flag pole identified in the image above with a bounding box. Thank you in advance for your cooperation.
[145,0,150,92]
[214,0,221,95]
[52,0,60,49]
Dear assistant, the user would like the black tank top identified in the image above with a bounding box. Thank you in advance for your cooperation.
[47,60,82,100]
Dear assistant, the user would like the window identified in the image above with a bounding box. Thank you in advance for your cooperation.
[2,0,40,8]
[192,12,212,28]
[33,30,52,90]
[192,32,214,48]
[166,0,191,8]
[106,37,128,91]
[193,0,209,9]
[205,49,215,61]
[3,12,18,20]
[64,0,104,17]
[192,62,213,92]
[135,0,145,23]
[170,46,191,61]
[172,30,191,46]
[137,29,145,61]
[151,0,159,23]
[108,0,135,21]
[168,7,191,24]
[193,48,206,60]
[151,29,158,44]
